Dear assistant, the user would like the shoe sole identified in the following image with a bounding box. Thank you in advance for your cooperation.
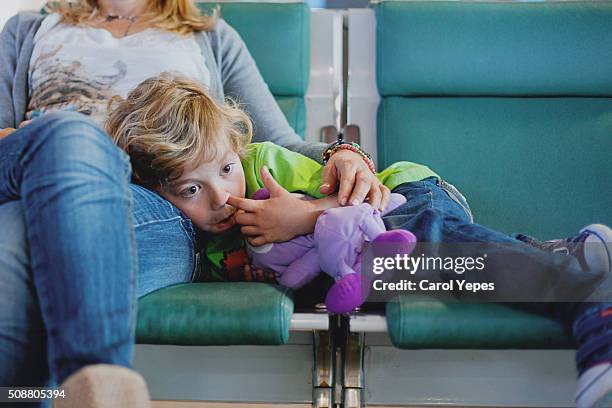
[580,224,612,274]
[595,392,612,408]
[577,364,612,408]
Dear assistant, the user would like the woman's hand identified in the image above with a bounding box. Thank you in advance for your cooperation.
[0,128,16,139]
[319,149,390,211]
[227,166,321,246]
[0,121,33,140]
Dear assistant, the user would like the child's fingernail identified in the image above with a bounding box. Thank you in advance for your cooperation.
[321,183,329,189]
[351,199,360,206]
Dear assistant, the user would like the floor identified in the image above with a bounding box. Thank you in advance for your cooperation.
[152,403,311,408]
[150,403,503,408]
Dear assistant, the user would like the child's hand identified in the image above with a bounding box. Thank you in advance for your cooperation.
[227,166,320,246]
[0,128,16,139]
[319,149,391,211]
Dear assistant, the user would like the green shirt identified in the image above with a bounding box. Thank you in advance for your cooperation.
[199,142,438,282]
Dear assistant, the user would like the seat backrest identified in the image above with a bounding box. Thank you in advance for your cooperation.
[375,1,612,239]
[198,2,310,138]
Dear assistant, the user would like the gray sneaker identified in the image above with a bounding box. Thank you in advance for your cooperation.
[518,224,612,274]
[576,362,612,408]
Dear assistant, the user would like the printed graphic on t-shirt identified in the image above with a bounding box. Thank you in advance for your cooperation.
[222,247,252,281]
[27,44,125,124]
[27,15,211,126]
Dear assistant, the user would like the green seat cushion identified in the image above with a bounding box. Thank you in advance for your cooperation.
[375,1,612,96]
[136,283,293,345]
[378,97,612,239]
[386,297,574,349]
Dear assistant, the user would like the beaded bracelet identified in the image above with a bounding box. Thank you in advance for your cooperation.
[322,141,376,174]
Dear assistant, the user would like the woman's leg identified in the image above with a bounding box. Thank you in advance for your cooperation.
[0,187,198,390]
[130,184,197,298]
[0,202,48,391]
[0,112,136,385]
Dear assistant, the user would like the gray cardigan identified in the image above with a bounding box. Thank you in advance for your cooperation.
[0,12,327,162]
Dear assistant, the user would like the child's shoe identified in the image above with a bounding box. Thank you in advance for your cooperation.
[574,304,612,408]
[576,362,612,408]
[518,224,612,273]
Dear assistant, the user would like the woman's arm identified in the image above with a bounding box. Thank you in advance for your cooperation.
[0,128,16,139]
[0,120,35,139]
[0,15,19,129]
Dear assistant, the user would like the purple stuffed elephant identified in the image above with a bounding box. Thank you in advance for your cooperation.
[246,189,417,314]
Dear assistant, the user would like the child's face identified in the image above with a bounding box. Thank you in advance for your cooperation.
[158,144,246,233]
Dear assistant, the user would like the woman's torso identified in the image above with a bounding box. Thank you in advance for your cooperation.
[27,13,211,126]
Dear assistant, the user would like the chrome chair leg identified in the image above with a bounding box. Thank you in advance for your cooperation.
[313,329,335,408]
[342,331,365,408]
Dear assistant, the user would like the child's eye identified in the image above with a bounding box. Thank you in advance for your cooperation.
[180,185,200,198]
[222,163,234,175]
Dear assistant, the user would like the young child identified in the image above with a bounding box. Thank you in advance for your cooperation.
[107,72,612,407]
[106,72,423,312]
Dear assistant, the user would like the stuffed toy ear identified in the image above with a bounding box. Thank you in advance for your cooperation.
[252,188,271,200]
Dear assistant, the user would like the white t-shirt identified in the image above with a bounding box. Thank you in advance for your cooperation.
[28,13,211,126]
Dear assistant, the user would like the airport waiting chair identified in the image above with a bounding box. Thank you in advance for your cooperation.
[345,1,612,406]
[135,1,313,347]
[132,3,343,406]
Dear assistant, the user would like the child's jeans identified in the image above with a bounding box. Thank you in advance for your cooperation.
[386,177,612,324]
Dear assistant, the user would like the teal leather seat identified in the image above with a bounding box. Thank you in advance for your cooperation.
[386,297,574,349]
[136,283,293,345]
[376,1,611,349]
[136,2,309,346]
[199,2,310,138]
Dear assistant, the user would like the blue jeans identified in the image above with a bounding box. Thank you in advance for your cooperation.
[386,177,611,324]
[0,113,196,397]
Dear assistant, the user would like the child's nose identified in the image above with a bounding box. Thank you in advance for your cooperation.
[209,186,229,210]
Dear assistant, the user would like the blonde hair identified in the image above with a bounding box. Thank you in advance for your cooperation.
[106,72,252,189]
[46,0,216,35]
